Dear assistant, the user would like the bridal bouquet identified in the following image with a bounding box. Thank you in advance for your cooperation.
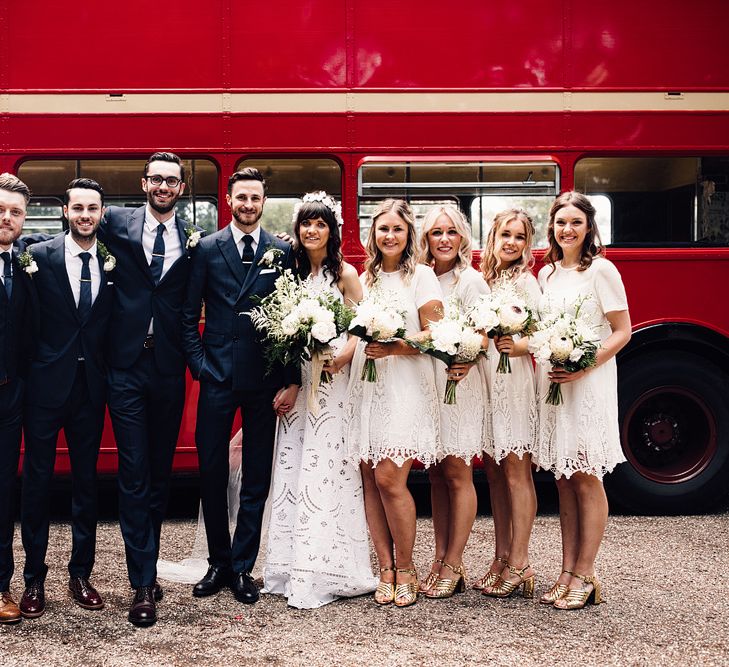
[528,297,601,406]
[408,299,486,404]
[348,286,406,382]
[250,270,354,387]
[467,275,537,373]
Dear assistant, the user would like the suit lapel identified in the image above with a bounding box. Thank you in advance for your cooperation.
[237,228,269,302]
[47,234,80,322]
[174,214,188,251]
[217,225,246,287]
[128,207,154,284]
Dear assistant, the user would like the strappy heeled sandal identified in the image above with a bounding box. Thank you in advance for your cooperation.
[482,563,535,599]
[374,566,396,605]
[419,558,444,593]
[424,561,466,599]
[472,555,508,591]
[553,573,603,610]
[539,570,574,605]
[393,568,418,608]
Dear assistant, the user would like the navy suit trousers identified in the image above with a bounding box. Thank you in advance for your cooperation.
[107,349,185,588]
[0,378,23,591]
[21,364,105,584]
[195,381,278,574]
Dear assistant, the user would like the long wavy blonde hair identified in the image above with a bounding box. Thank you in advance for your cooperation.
[418,204,472,284]
[363,199,419,287]
[480,208,535,286]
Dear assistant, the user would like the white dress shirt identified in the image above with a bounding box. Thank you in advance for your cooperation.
[65,234,101,307]
[230,223,260,258]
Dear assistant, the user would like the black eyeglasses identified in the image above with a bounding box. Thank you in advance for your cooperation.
[145,175,182,187]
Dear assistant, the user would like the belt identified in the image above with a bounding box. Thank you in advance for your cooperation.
[143,335,155,349]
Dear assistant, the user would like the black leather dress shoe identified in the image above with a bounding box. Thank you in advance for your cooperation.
[128,587,156,627]
[231,572,259,604]
[19,580,45,619]
[68,577,104,610]
[193,566,232,598]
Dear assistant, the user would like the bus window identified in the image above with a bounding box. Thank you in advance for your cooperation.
[236,158,341,236]
[574,157,729,246]
[358,161,559,248]
[17,158,219,234]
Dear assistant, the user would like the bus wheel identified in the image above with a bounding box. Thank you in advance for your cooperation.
[606,351,729,514]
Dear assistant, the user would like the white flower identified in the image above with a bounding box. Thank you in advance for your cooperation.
[281,314,299,337]
[430,320,464,356]
[458,328,484,361]
[262,250,275,265]
[498,303,529,331]
[569,347,585,362]
[103,255,116,272]
[550,335,574,363]
[25,260,39,275]
[469,302,499,332]
[186,230,201,249]
[311,321,337,343]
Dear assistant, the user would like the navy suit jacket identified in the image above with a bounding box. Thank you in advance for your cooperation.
[24,233,113,409]
[100,205,198,375]
[0,241,35,384]
[182,224,301,391]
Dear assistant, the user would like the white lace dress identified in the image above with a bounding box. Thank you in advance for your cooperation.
[533,257,628,479]
[435,266,490,462]
[345,265,443,468]
[484,271,540,462]
[262,272,378,608]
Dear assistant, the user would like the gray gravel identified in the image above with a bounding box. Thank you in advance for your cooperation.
[2,513,728,667]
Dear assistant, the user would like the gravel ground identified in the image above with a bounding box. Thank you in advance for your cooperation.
[2,512,728,667]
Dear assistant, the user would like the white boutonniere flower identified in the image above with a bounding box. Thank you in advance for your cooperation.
[96,240,116,272]
[259,245,284,268]
[185,225,203,250]
[18,250,39,277]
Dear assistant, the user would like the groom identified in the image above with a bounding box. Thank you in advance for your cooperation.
[182,168,300,604]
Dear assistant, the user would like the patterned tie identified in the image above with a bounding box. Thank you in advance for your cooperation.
[150,223,166,284]
[78,252,92,320]
[241,234,254,278]
[1,252,11,300]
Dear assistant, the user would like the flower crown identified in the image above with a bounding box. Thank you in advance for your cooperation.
[292,191,344,228]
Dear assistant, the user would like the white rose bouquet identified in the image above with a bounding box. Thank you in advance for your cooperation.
[349,286,407,382]
[407,299,486,404]
[528,297,600,405]
[467,276,537,373]
[249,271,354,396]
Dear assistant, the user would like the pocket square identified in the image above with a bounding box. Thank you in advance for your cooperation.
[259,268,277,274]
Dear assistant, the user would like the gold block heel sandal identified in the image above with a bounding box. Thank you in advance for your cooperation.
[482,563,535,599]
[394,568,419,608]
[472,556,508,591]
[539,570,574,605]
[553,573,603,610]
[374,566,396,605]
[424,562,466,599]
[419,558,444,593]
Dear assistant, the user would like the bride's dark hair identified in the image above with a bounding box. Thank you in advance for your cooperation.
[292,199,344,285]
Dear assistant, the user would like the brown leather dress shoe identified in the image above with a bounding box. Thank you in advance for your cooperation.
[0,591,22,624]
[128,586,156,627]
[69,578,105,610]
[20,580,45,619]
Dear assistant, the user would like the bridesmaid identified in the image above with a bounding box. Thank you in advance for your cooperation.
[417,205,488,599]
[476,209,541,599]
[535,192,631,609]
[263,192,377,608]
[344,199,443,608]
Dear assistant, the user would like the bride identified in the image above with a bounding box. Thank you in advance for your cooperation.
[158,193,377,608]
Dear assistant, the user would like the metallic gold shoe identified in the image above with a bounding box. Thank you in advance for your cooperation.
[394,568,418,608]
[553,573,603,610]
[374,566,396,605]
[482,563,535,599]
[419,558,444,593]
[472,556,508,591]
[539,570,574,605]
[424,562,466,599]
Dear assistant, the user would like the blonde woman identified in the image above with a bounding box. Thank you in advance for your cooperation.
[417,205,489,598]
[344,199,443,608]
[476,209,541,599]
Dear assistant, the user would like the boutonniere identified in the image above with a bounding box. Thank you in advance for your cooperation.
[259,245,284,268]
[18,249,39,277]
[184,225,203,250]
[97,240,116,272]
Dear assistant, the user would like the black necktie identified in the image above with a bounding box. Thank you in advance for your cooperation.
[150,223,166,284]
[1,252,11,300]
[241,234,254,278]
[78,252,92,320]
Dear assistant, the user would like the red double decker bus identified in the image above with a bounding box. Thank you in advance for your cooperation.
[4,0,728,512]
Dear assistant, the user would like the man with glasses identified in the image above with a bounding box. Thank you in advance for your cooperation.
[100,152,201,626]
